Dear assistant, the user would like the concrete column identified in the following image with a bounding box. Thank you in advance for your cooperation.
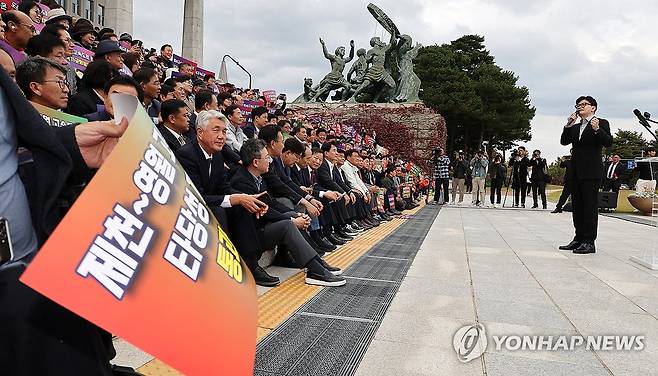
[182,0,204,64]
[105,0,133,35]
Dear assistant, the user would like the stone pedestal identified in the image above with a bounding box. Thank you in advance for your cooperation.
[289,102,446,170]
[182,0,204,64]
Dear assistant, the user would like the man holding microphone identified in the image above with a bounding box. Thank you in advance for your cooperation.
[558,96,613,254]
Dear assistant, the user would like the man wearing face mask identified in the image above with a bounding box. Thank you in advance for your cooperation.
[559,96,613,254]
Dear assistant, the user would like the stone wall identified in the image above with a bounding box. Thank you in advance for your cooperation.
[289,102,447,171]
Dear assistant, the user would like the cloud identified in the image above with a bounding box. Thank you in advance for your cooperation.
[133,0,658,161]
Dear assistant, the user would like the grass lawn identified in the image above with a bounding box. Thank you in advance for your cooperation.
[546,185,638,213]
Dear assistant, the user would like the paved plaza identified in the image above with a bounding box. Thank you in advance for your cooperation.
[113,194,658,375]
[356,197,658,376]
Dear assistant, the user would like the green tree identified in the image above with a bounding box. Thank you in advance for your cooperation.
[609,130,647,159]
[416,35,535,156]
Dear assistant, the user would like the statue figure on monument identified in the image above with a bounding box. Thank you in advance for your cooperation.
[309,38,355,102]
[394,34,422,102]
[347,48,368,85]
[348,34,397,103]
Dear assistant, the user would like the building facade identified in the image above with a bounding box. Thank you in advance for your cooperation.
[52,0,133,34]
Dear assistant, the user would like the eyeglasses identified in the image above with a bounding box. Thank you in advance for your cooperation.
[575,102,592,109]
[41,79,69,91]
[20,23,36,34]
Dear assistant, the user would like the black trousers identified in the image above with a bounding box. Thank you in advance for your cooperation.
[433,178,449,203]
[490,179,503,204]
[0,264,114,376]
[602,178,621,193]
[570,179,600,244]
[514,181,529,205]
[532,180,547,207]
[556,181,572,209]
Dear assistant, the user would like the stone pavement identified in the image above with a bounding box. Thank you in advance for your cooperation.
[355,194,658,376]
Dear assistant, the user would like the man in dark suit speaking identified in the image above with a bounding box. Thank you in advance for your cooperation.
[559,96,613,254]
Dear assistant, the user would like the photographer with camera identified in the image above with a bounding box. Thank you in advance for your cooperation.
[552,150,573,213]
[509,146,531,207]
[529,149,548,209]
[450,151,469,204]
[470,149,488,206]
[488,154,506,207]
[431,147,450,205]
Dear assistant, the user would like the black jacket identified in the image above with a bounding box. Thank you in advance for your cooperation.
[175,141,238,207]
[67,87,103,117]
[603,161,625,180]
[230,167,290,223]
[0,67,112,376]
[529,158,547,182]
[157,124,189,153]
[560,118,613,180]
[261,157,304,204]
[242,124,257,139]
[451,159,469,179]
[635,160,658,181]
[316,159,345,193]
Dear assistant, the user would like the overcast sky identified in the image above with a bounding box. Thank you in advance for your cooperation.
[134,0,658,161]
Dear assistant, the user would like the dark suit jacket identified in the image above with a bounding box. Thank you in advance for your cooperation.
[291,165,323,198]
[230,167,290,223]
[317,159,345,193]
[271,157,307,199]
[243,124,257,139]
[157,124,189,153]
[67,87,103,117]
[560,118,613,180]
[84,110,112,122]
[529,158,547,182]
[635,160,658,181]
[604,161,625,180]
[175,141,238,207]
[0,67,112,376]
[261,158,304,204]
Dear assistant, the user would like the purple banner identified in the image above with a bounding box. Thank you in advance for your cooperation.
[195,66,215,79]
[68,45,95,72]
[172,54,197,73]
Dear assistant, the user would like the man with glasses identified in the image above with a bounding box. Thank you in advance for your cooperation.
[559,96,613,254]
[0,11,35,65]
[15,56,69,110]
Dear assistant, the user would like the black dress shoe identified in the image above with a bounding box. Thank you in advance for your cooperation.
[253,266,280,287]
[311,231,337,251]
[573,243,596,254]
[559,240,580,250]
[317,258,343,276]
[551,208,562,213]
[532,204,538,208]
[327,234,346,245]
[319,237,337,251]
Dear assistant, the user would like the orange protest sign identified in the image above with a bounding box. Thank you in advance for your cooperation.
[20,95,257,375]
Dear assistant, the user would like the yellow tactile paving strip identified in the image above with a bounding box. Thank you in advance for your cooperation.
[137,204,424,375]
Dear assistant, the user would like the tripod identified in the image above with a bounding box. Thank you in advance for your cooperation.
[502,160,515,208]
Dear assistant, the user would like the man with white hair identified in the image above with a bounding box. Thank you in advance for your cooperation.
[175,110,267,230]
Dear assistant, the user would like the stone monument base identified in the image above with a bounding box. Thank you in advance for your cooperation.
[289,102,446,170]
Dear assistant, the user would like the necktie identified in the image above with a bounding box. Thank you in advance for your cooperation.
[178,135,187,146]
[310,170,316,185]
[608,163,615,179]
[207,156,212,178]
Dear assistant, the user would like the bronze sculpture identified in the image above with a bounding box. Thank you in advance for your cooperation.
[294,3,422,104]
